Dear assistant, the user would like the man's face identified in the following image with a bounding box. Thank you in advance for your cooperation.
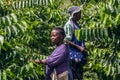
[50,30,63,45]
[74,11,81,21]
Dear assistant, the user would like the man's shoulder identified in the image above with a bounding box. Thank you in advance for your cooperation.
[64,20,73,28]
[65,20,72,25]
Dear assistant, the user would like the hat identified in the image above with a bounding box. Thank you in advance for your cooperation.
[68,6,82,17]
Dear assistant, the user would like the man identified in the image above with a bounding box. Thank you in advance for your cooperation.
[64,6,88,80]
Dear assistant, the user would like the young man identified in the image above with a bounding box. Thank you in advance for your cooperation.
[64,6,87,80]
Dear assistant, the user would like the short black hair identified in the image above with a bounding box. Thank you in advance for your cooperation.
[53,27,65,36]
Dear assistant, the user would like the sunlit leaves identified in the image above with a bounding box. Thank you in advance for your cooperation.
[77,0,120,79]
[10,13,18,23]
[0,35,4,46]
[75,27,109,42]
[1,0,120,80]
[12,0,54,9]
[0,13,27,36]
[87,48,119,79]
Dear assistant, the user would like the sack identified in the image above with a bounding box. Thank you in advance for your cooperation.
[69,41,88,65]
[80,50,88,66]
[69,34,88,65]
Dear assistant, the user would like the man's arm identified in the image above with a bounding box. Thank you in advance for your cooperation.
[66,40,87,53]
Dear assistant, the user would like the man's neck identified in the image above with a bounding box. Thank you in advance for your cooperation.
[71,18,77,24]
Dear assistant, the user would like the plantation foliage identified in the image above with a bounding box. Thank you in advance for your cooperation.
[0,0,120,80]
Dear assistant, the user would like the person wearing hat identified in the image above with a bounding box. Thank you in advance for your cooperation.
[64,6,88,80]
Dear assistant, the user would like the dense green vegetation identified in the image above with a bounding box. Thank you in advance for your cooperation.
[0,0,120,80]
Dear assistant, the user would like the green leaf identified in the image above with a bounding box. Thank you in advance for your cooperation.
[88,28,92,41]
[1,17,6,26]
[16,23,25,33]
[115,13,120,25]
[6,16,12,26]
[7,26,11,36]
[4,41,12,49]
[107,64,112,76]
[2,70,7,80]
[11,25,18,35]
[92,28,96,40]
[0,35,4,45]
[6,68,16,79]
[10,13,18,23]
[85,28,88,41]
[20,21,27,28]
[29,62,33,68]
